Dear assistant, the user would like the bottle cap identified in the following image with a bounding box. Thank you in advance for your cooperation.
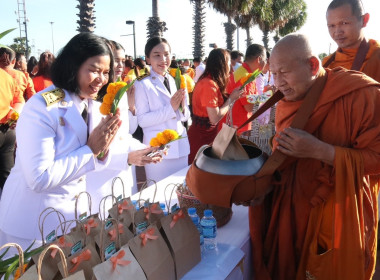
[187,207,196,215]
[204,209,213,217]
[160,203,166,210]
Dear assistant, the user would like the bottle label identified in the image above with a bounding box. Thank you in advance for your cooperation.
[104,242,116,260]
[136,221,148,234]
[202,226,216,238]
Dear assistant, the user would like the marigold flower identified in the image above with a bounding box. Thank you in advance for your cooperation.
[10,111,19,121]
[100,103,111,115]
[180,76,186,89]
[169,68,177,78]
[240,73,253,86]
[156,132,169,145]
[163,129,179,142]
[103,93,114,105]
[150,137,161,147]
[13,264,27,280]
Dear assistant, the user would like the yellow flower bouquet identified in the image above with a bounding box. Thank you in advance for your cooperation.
[0,107,19,133]
[148,129,184,157]
[169,68,186,112]
[99,80,135,115]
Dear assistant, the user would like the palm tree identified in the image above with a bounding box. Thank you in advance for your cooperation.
[234,14,254,48]
[190,0,206,58]
[252,0,307,49]
[277,1,307,39]
[208,0,254,50]
[147,0,168,39]
[76,0,96,33]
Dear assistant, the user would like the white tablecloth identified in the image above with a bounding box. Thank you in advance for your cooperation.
[131,166,253,280]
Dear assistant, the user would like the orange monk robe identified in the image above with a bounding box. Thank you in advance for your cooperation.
[323,39,380,82]
[32,75,53,93]
[250,67,380,280]
[0,69,24,122]
[187,67,195,80]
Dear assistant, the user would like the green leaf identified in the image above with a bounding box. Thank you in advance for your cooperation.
[175,68,181,90]
[111,80,135,114]
[0,247,10,260]
[239,69,261,90]
[4,258,18,280]
[0,28,17,40]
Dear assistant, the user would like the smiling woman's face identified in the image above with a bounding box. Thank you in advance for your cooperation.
[147,42,171,76]
[77,55,110,99]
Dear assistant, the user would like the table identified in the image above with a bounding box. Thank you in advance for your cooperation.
[131,166,253,280]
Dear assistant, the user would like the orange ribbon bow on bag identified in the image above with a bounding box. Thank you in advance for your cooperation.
[170,209,184,228]
[110,250,131,271]
[118,200,132,214]
[140,228,158,246]
[84,218,98,235]
[51,236,73,258]
[69,249,91,273]
[108,224,124,241]
[144,204,163,220]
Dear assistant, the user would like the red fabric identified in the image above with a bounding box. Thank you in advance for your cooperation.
[188,121,218,165]
[33,76,53,93]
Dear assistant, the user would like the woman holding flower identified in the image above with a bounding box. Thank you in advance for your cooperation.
[187,48,244,164]
[0,33,156,252]
[134,37,190,183]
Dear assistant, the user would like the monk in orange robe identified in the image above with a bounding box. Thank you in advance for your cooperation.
[323,0,380,82]
[249,34,380,280]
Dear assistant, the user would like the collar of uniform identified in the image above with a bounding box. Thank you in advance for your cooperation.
[150,68,169,83]
[70,93,89,115]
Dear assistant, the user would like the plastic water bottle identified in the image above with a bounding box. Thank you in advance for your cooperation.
[201,209,217,250]
[187,208,204,246]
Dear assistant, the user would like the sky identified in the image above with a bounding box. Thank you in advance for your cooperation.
[1,0,379,60]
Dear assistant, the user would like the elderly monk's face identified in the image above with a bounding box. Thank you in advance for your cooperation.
[270,52,314,102]
[326,4,364,49]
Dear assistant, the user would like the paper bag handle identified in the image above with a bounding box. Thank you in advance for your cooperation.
[37,244,68,279]
[0,243,24,277]
[38,207,66,245]
[74,191,92,221]
[111,177,125,201]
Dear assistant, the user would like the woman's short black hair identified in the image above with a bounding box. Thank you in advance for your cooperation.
[144,37,171,58]
[51,33,114,94]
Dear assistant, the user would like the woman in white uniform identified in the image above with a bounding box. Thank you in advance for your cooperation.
[134,37,190,183]
[0,33,129,251]
[86,40,160,212]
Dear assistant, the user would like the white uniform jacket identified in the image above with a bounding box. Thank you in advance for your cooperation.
[134,70,190,159]
[0,87,110,240]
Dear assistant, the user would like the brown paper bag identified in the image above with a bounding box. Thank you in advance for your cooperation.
[70,192,101,246]
[160,208,201,279]
[128,225,175,280]
[96,195,134,250]
[211,123,249,160]
[160,184,201,279]
[0,243,26,279]
[58,243,100,280]
[92,245,147,280]
[29,208,68,280]
[108,177,134,227]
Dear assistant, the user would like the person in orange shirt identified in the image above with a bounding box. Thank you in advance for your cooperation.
[219,44,267,134]
[323,0,380,82]
[32,52,55,93]
[0,67,24,195]
[0,48,35,101]
[243,34,380,280]
[183,59,195,80]
[187,48,243,164]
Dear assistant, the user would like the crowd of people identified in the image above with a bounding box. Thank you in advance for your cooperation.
[0,0,380,278]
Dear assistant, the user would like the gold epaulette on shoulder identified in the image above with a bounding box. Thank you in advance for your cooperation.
[41,88,65,106]
[137,67,150,81]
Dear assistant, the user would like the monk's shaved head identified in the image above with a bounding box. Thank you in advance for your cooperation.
[271,34,314,63]
[270,34,320,101]
[327,0,364,20]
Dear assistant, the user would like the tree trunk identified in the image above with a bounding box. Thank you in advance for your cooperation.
[76,0,96,33]
[192,0,206,58]
[152,0,158,18]
[246,27,252,47]
[224,15,236,51]
[262,25,269,49]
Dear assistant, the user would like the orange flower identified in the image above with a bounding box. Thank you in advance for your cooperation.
[100,103,111,115]
[163,129,179,142]
[103,93,114,105]
[156,132,169,145]
[180,76,186,89]
[240,73,253,86]
[169,68,177,78]
[150,137,161,147]
[10,111,19,121]
[13,264,27,280]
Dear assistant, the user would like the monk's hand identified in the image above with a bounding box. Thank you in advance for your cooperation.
[127,147,162,166]
[87,108,122,157]
[276,127,335,165]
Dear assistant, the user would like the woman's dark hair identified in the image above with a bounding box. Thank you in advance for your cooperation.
[27,56,38,77]
[51,33,114,95]
[125,59,134,69]
[144,37,171,58]
[198,48,230,96]
[0,47,15,68]
[133,57,146,77]
[35,52,55,79]
[170,60,178,69]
